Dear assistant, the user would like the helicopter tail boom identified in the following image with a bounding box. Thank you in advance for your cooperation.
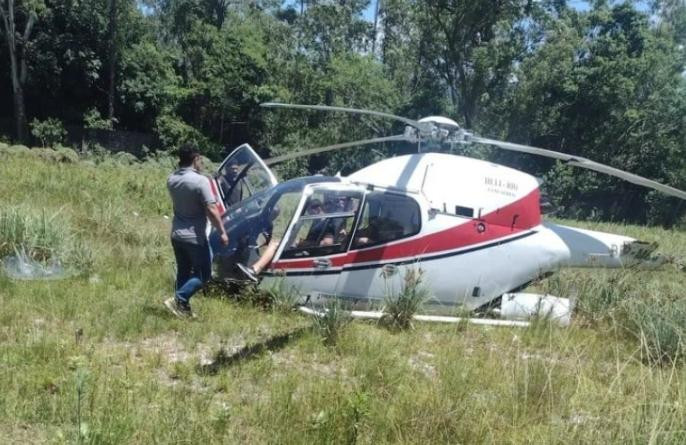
[545,222,666,269]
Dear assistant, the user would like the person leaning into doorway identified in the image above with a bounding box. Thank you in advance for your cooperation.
[164,144,229,318]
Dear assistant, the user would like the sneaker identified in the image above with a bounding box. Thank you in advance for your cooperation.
[164,297,196,319]
[237,263,259,283]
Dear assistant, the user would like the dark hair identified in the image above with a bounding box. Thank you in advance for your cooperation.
[178,144,200,167]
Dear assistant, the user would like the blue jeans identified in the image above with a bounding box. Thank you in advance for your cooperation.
[172,239,212,304]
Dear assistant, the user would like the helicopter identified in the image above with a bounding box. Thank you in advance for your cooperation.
[203,103,686,326]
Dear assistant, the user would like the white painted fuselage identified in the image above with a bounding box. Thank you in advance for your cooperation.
[212,149,656,310]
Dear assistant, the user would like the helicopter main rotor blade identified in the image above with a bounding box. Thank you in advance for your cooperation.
[265,134,411,166]
[472,136,686,200]
[261,102,426,131]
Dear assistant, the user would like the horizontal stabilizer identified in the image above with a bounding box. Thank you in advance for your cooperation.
[545,222,667,268]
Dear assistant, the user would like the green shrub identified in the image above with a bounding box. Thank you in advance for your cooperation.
[33,147,60,162]
[30,117,67,147]
[143,150,176,169]
[200,155,217,171]
[83,108,116,130]
[112,151,139,165]
[156,114,207,150]
[380,267,430,330]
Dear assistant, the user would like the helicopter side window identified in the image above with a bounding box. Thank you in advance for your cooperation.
[352,192,420,249]
[281,191,362,259]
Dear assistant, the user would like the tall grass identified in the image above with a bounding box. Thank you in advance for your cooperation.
[622,298,686,365]
[0,207,65,260]
[543,268,686,365]
[312,300,351,346]
[0,206,94,276]
[3,153,686,443]
[263,277,301,312]
[380,267,430,330]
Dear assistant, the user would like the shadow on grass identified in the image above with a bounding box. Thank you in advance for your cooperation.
[197,326,310,375]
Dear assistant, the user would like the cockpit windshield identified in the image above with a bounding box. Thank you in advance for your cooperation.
[213,177,342,268]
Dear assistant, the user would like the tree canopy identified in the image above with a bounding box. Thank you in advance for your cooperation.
[1,0,685,224]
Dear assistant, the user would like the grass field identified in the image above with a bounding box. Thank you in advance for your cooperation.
[2,147,686,444]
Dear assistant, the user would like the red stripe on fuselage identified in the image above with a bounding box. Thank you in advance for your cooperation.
[209,178,226,215]
[271,188,541,270]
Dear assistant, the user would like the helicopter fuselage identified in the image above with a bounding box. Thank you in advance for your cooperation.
[209,147,653,310]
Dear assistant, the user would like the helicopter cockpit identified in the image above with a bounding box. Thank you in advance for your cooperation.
[209,142,426,282]
[210,176,342,278]
[281,189,363,259]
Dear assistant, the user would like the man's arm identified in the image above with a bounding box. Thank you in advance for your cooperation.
[199,177,229,246]
[206,203,229,246]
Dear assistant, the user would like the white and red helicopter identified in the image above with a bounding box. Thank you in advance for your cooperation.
[205,103,686,326]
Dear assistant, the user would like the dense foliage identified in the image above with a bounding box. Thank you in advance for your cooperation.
[1,0,685,224]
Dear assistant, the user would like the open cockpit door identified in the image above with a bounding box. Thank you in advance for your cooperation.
[214,144,278,211]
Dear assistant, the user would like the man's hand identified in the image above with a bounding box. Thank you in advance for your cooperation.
[206,202,229,247]
[219,232,229,246]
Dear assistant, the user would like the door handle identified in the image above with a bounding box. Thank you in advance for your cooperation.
[313,258,332,269]
[381,264,398,277]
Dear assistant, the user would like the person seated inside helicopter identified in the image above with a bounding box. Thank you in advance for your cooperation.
[218,159,246,206]
[290,198,331,248]
[352,222,376,247]
[221,159,245,207]
[352,214,399,247]
[327,195,355,238]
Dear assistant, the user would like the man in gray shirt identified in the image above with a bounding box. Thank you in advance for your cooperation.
[164,144,229,318]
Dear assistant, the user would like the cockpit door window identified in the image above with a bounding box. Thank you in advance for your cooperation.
[215,144,278,208]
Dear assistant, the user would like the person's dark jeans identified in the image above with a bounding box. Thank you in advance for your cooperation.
[172,239,212,304]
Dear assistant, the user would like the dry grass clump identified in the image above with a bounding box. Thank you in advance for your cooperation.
[0,206,94,275]
[312,300,351,346]
[263,277,301,312]
[380,267,430,330]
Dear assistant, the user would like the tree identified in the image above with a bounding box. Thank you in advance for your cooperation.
[0,0,43,142]
[413,0,530,128]
[494,4,686,224]
[107,0,117,121]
